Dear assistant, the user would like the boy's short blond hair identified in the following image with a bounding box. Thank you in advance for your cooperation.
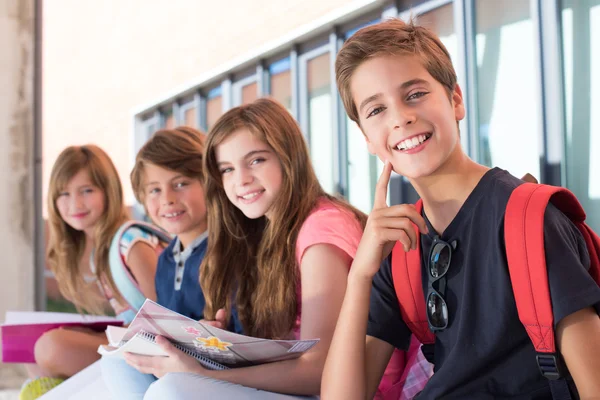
[130,126,206,204]
[335,18,457,124]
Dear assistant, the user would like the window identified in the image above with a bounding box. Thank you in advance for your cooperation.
[305,51,335,194]
[134,114,160,154]
[206,86,223,131]
[164,110,175,129]
[561,0,600,230]
[475,0,542,180]
[183,106,196,127]
[269,58,292,110]
[242,82,258,105]
[417,3,457,63]
[345,19,381,211]
[233,75,258,106]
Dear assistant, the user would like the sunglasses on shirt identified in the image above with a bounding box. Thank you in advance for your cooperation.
[427,236,457,332]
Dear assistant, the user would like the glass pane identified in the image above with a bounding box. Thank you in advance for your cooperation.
[207,96,222,131]
[242,82,258,105]
[417,3,457,64]
[475,0,541,180]
[165,114,175,129]
[184,107,196,127]
[307,53,335,194]
[561,0,600,231]
[347,120,377,212]
[271,70,292,110]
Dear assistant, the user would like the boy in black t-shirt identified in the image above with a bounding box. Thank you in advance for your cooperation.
[321,19,600,399]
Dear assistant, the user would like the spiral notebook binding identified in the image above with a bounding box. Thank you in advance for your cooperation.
[137,330,229,371]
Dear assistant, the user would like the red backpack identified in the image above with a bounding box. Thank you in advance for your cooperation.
[391,183,600,398]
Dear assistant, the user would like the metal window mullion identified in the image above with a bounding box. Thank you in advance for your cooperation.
[330,29,345,197]
[453,0,471,155]
[257,62,266,97]
[264,67,272,96]
[298,53,310,143]
[530,0,548,183]
[290,46,300,121]
[172,100,181,126]
[155,109,165,129]
[194,92,207,131]
[537,0,566,186]
[221,77,233,112]
[462,0,480,162]
[337,31,350,199]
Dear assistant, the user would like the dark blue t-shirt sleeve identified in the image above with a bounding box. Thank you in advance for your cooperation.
[544,203,600,325]
[366,256,412,351]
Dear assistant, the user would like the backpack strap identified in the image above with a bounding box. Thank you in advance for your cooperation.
[578,223,600,284]
[109,221,171,321]
[391,199,435,346]
[504,183,588,386]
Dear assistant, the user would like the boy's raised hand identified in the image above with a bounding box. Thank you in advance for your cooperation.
[353,162,428,279]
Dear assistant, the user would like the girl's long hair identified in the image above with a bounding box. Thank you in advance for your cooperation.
[201,98,366,339]
[47,145,129,315]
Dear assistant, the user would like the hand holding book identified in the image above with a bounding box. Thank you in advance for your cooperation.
[98,300,319,372]
[122,334,207,378]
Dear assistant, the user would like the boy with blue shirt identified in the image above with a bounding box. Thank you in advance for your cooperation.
[322,19,600,399]
[101,126,241,399]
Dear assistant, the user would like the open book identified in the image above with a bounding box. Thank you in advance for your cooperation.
[1,311,123,363]
[98,299,319,371]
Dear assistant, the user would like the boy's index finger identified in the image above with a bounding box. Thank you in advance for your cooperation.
[403,204,429,234]
[373,161,393,209]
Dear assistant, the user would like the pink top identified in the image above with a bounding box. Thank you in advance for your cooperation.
[293,199,363,337]
[295,199,362,268]
[294,198,431,399]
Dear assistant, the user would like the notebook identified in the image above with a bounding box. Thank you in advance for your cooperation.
[98,299,319,370]
[1,311,123,363]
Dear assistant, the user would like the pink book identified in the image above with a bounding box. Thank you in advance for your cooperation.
[1,311,123,363]
[99,300,320,370]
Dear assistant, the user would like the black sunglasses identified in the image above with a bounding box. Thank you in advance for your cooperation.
[426,236,457,332]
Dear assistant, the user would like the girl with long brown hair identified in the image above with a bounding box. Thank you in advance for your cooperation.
[26,145,164,388]
[125,98,366,399]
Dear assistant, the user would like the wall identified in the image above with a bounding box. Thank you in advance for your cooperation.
[0,0,37,387]
[42,0,357,208]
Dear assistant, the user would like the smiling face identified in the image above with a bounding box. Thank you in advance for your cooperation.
[142,163,207,246]
[351,54,465,179]
[55,168,106,235]
[215,128,283,220]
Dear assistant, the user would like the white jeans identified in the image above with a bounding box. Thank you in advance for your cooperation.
[144,373,319,400]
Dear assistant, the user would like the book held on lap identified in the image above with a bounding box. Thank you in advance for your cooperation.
[98,299,319,371]
[1,311,123,363]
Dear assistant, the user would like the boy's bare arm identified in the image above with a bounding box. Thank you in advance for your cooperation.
[557,307,600,398]
[321,272,394,399]
[322,162,427,399]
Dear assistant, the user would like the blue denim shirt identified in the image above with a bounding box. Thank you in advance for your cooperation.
[155,232,243,333]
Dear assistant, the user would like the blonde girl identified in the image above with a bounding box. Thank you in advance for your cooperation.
[32,145,163,381]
